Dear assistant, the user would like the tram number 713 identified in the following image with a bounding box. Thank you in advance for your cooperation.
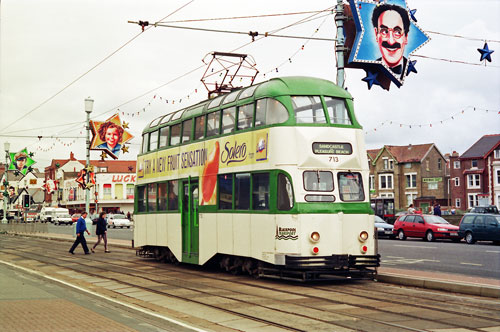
[329,156,339,162]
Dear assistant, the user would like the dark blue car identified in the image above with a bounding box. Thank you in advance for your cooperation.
[458,213,500,244]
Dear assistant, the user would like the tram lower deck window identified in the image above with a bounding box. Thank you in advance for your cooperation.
[137,186,146,212]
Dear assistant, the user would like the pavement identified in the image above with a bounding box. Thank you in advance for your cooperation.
[3,228,500,299]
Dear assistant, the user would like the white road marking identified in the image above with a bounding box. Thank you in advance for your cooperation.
[381,258,440,265]
[394,245,437,249]
[460,262,483,266]
[486,251,500,254]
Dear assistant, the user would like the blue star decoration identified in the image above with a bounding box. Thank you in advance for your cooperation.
[362,71,381,89]
[478,42,494,62]
[406,60,417,76]
[409,9,417,22]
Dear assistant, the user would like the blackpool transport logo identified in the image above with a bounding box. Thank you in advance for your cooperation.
[275,226,298,241]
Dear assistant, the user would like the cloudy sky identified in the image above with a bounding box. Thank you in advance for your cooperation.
[1,0,499,169]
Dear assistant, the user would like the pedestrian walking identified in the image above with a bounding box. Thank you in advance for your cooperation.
[433,203,442,216]
[69,211,91,255]
[91,211,110,253]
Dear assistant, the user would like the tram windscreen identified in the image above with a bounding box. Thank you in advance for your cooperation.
[338,172,365,201]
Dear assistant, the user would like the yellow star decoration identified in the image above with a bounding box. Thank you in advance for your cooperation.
[86,165,94,172]
[86,182,95,189]
[121,145,129,154]
[100,151,108,160]
[89,113,134,159]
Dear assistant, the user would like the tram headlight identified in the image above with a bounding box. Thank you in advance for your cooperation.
[310,231,320,242]
[359,231,369,242]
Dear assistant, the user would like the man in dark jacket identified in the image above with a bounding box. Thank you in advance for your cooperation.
[91,211,110,253]
[69,211,91,254]
[433,203,442,216]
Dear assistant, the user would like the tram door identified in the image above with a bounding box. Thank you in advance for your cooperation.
[181,178,199,264]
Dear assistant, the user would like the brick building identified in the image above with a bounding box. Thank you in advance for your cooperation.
[368,143,447,211]
[449,134,500,211]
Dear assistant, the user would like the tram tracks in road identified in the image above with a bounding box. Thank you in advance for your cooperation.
[1,235,499,332]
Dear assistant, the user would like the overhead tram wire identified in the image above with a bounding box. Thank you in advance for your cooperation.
[0,0,195,134]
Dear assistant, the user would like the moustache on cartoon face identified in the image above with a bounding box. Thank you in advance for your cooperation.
[381,41,401,49]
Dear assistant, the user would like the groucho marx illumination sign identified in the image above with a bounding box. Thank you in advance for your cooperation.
[90,113,133,159]
[347,0,429,89]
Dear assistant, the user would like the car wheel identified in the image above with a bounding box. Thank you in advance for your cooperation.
[426,231,435,242]
[465,232,475,244]
[398,229,406,240]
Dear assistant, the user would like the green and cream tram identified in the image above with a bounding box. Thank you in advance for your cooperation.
[135,76,379,280]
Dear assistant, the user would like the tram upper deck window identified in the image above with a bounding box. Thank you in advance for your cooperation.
[208,96,223,109]
[207,111,220,137]
[291,96,326,124]
[159,127,169,148]
[182,119,192,143]
[303,171,334,192]
[324,97,351,125]
[141,133,149,153]
[237,104,253,130]
[338,172,365,201]
[194,115,205,140]
[149,116,163,128]
[222,107,236,134]
[255,98,289,127]
[239,85,258,100]
[149,130,159,151]
[170,123,181,145]
[223,90,240,105]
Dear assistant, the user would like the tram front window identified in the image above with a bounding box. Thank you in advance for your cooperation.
[338,172,365,202]
[303,171,334,192]
[291,96,326,124]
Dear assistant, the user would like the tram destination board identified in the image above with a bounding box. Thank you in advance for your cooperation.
[312,142,352,155]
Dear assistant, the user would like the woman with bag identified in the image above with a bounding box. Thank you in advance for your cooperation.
[91,211,110,253]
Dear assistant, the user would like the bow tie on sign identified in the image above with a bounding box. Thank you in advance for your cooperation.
[390,64,403,75]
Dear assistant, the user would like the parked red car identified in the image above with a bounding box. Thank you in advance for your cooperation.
[393,214,460,242]
[71,213,81,223]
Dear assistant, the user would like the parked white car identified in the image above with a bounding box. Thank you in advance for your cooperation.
[107,214,132,228]
[54,213,73,225]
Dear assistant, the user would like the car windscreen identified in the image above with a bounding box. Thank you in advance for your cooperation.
[113,214,127,219]
[425,216,449,224]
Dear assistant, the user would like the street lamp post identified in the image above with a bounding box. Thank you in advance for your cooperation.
[85,97,94,215]
[2,141,10,224]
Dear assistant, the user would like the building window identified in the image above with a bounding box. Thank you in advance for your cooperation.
[454,177,460,186]
[126,184,134,199]
[496,169,500,185]
[426,160,430,171]
[103,184,112,200]
[428,182,438,190]
[405,173,417,188]
[383,158,394,170]
[404,163,411,169]
[379,174,393,189]
[438,159,442,170]
[468,194,479,208]
[453,161,460,169]
[99,167,107,172]
[406,192,417,206]
[369,175,375,191]
[455,198,461,208]
[471,160,478,168]
[380,193,394,198]
[467,174,480,188]
[495,149,500,159]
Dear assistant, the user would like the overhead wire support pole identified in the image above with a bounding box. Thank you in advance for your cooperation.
[335,0,346,88]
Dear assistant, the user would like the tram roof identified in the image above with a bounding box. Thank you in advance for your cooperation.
[145,76,352,131]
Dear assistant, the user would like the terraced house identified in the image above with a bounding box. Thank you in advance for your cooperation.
[368,143,447,212]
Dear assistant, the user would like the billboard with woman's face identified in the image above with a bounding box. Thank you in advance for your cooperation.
[8,148,36,177]
[90,113,133,159]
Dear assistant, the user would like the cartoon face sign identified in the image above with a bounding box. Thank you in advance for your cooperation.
[90,113,133,159]
[8,148,36,177]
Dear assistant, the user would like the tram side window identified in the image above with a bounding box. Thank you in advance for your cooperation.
[252,173,269,210]
[237,104,253,130]
[324,97,351,125]
[303,171,334,191]
[182,119,192,143]
[338,172,365,202]
[168,180,179,210]
[137,186,146,212]
[141,134,149,153]
[221,107,236,134]
[206,111,220,137]
[255,98,289,127]
[235,173,250,210]
[158,182,168,211]
[149,130,159,151]
[148,183,157,212]
[292,96,326,124]
[277,173,293,211]
[218,174,233,209]
[170,123,181,145]
[194,115,205,140]
[159,127,169,148]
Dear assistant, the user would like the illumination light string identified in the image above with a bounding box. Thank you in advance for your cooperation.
[364,106,499,136]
